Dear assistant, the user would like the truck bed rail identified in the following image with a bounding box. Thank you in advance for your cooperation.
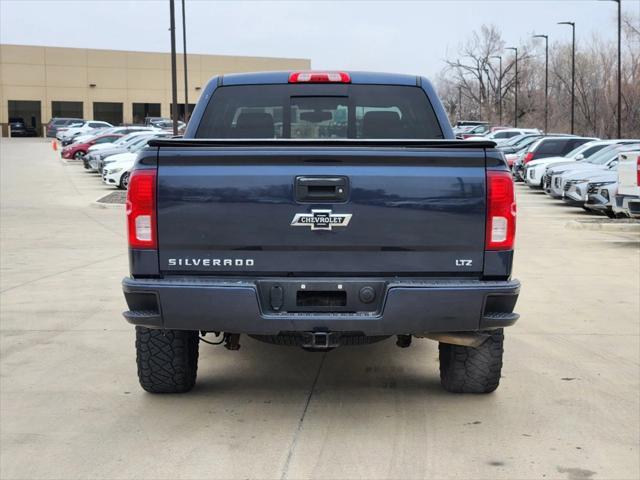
[149,138,497,149]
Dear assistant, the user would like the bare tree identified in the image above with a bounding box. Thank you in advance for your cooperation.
[436,15,639,138]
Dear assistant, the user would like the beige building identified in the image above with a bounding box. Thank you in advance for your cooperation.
[0,44,310,136]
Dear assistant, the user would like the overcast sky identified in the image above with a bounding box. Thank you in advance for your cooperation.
[1,0,636,77]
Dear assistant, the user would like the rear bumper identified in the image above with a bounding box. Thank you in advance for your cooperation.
[615,194,640,218]
[122,276,520,335]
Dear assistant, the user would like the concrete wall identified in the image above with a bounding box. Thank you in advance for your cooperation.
[0,44,310,133]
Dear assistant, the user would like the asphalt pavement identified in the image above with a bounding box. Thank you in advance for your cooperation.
[1,138,638,480]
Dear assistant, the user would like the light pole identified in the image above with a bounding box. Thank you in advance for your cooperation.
[490,55,502,125]
[169,0,178,135]
[458,85,462,122]
[181,0,189,123]
[600,0,622,137]
[533,34,549,133]
[506,47,518,127]
[616,0,621,138]
[558,21,576,134]
[483,67,490,121]
[615,0,621,137]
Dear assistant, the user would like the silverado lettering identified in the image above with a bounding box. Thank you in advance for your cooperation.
[168,258,255,267]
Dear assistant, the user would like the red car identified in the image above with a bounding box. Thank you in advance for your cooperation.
[61,133,122,160]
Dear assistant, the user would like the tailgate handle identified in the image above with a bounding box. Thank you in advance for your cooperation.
[295,176,348,202]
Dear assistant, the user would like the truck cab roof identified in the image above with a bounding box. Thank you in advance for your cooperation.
[220,71,422,86]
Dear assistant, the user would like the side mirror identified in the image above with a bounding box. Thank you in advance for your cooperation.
[575,154,584,160]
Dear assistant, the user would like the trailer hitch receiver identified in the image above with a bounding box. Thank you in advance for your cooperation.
[301,331,341,349]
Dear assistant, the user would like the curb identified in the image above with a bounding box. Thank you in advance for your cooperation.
[91,200,124,209]
[60,156,83,166]
[565,219,640,232]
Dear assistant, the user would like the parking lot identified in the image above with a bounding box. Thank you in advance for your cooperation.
[1,138,638,479]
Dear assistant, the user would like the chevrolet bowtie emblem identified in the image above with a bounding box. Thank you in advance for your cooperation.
[290,209,352,231]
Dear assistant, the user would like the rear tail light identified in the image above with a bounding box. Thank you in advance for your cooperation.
[523,152,534,164]
[636,155,640,187]
[486,171,516,250]
[289,71,351,83]
[126,169,157,249]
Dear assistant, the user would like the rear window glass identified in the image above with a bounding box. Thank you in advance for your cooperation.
[580,145,606,157]
[196,84,443,139]
[535,139,568,154]
[494,131,520,139]
[564,139,591,153]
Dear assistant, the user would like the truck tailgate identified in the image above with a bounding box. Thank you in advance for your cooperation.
[156,147,487,275]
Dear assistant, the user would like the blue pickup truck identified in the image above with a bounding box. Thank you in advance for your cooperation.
[123,71,520,394]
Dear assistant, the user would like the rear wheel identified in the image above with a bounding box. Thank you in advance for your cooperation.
[438,329,504,394]
[119,172,130,190]
[74,151,85,160]
[135,327,199,393]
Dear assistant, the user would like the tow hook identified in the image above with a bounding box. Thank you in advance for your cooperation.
[301,331,341,349]
[396,334,412,348]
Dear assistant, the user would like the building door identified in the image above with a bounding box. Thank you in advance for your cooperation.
[8,100,42,136]
[132,103,161,124]
[51,101,83,120]
[93,102,123,126]
[170,103,196,122]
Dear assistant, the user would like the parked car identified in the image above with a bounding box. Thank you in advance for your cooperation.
[122,71,520,395]
[9,117,38,137]
[455,120,489,127]
[513,136,598,181]
[614,151,640,218]
[97,132,164,173]
[563,170,617,208]
[500,135,545,169]
[148,119,186,132]
[497,133,544,153]
[459,123,491,139]
[58,121,113,144]
[102,134,170,188]
[71,126,153,148]
[144,117,165,126]
[585,176,620,218]
[452,125,473,137]
[468,128,541,144]
[142,116,185,129]
[83,130,161,170]
[510,135,571,180]
[46,118,83,138]
[61,133,123,160]
[525,140,628,188]
[102,155,136,188]
[547,143,640,199]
